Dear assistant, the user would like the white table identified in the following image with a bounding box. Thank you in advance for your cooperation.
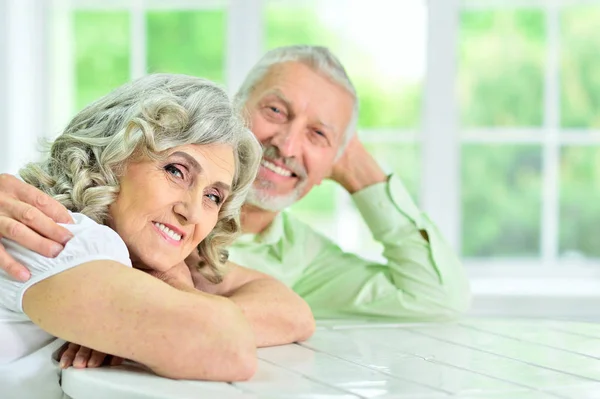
[62,319,600,398]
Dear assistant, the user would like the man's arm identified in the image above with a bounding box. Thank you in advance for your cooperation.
[0,174,73,280]
[189,255,315,347]
[294,136,470,321]
[23,261,257,381]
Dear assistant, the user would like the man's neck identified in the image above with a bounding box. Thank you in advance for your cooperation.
[241,204,280,234]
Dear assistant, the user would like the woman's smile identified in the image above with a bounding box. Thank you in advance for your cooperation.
[151,221,185,246]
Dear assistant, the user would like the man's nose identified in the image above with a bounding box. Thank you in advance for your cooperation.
[272,123,303,158]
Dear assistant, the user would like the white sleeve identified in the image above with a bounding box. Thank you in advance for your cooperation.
[0,213,132,313]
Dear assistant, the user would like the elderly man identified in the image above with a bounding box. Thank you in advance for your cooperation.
[0,45,470,322]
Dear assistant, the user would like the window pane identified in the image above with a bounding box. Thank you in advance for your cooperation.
[147,11,226,83]
[459,10,545,127]
[462,145,542,257]
[560,146,600,258]
[265,0,425,129]
[560,7,600,128]
[74,12,130,111]
[364,143,421,202]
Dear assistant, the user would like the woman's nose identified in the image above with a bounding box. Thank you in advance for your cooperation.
[173,193,204,224]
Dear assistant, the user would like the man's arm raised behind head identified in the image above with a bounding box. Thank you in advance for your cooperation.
[0,174,73,281]
[294,137,470,321]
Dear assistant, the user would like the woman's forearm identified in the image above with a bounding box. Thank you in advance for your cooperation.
[190,261,315,347]
[22,260,257,381]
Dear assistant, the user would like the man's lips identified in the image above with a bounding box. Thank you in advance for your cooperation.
[261,158,296,178]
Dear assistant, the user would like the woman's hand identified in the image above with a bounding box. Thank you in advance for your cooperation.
[58,342,124,369]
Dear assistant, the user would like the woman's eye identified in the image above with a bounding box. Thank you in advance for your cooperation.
[206,193,222,205]
[315,130,325,137]
[165,164,184,179]
[269,106,281,114]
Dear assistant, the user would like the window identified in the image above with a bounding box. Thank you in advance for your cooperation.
[459,9,546,259]
[72,6,226,112]
[460,1,600,269]
[5,0,600,289]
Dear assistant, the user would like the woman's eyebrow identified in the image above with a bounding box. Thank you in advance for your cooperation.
[171,151,231,192]
[214,181,231,194]
[170,151,202,172]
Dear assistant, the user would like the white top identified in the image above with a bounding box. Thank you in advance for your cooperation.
[0,213,132,399]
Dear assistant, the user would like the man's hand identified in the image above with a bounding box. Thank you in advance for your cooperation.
[329,135,387,194]
[0,174,74,281]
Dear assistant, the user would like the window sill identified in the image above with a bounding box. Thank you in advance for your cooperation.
[468,277,600,321]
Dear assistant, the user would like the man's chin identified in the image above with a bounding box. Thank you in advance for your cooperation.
[245,189,299,212]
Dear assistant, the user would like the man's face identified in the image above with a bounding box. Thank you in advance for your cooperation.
[244,61,354,211]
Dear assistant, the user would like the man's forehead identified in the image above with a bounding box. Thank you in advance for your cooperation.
[261,74,352,116]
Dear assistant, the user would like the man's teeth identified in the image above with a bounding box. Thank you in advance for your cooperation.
[262,160,292,177]
[153,222,182,241]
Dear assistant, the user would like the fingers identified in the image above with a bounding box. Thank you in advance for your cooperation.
[73,346,92,369]
[109,356,124,367]
[59,343,113,369]
[87,350,108,368]
[0,174,73,224]
[0,214,66,259]
[0,243,30,281]
[0,196,73,247]
[59,343,80,369]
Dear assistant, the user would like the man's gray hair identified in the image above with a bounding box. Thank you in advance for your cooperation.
[234,45,359,155]
[20,73,262,283]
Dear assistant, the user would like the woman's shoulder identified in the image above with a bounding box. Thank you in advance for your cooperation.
[56,212,131,264]
[67,211,113,233]
[0,212,132,314]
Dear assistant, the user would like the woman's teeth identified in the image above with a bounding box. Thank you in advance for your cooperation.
[153,222,182,241]
[262,159,292,177]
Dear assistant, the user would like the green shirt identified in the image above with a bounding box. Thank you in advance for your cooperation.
[229,175,471,321]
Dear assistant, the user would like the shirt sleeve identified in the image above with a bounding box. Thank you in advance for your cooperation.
[292,174,471,321]
[0,214,132,314]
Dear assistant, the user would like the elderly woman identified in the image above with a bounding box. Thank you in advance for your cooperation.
[0,74,313,399]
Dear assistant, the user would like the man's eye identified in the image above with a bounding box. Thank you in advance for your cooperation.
[269,106,282,114]
[315,130,325,137]
[165,164,184,179]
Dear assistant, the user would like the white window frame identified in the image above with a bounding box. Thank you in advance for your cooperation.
[4,0,600,318]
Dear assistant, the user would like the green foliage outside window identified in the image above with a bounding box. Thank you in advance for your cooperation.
[74,12,130,111]
[147,11,225,83]
[72,6,600,259]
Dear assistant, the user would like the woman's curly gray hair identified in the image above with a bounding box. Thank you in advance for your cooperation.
[20,73,262,283]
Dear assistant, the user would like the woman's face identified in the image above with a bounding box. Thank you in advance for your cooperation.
[108,143,235,272]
